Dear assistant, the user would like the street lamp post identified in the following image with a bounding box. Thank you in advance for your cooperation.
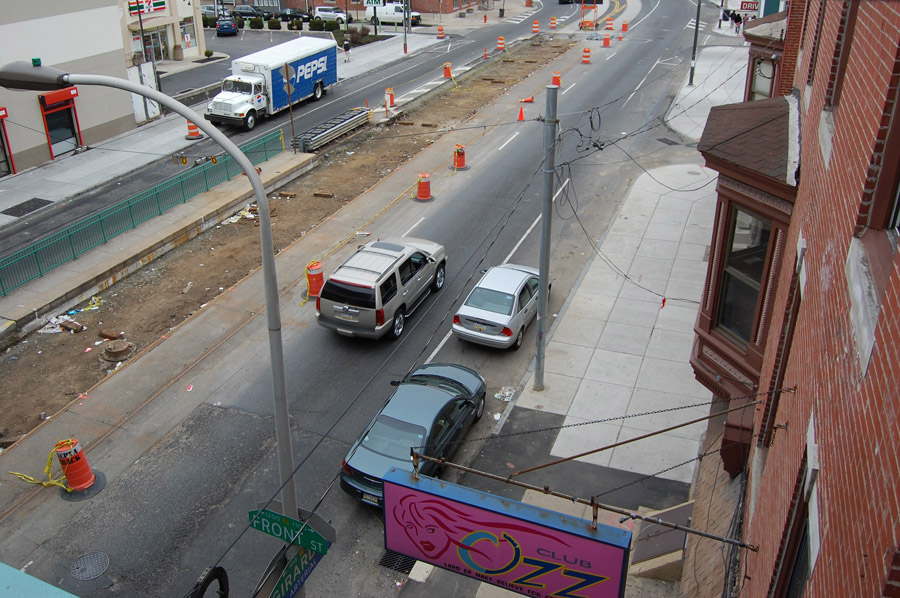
[0,60,299,522]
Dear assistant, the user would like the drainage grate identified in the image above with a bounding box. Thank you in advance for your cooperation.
[1,197,52,217]
[71,551,110,581]
[379,550,417,575]
[657,138,679,146]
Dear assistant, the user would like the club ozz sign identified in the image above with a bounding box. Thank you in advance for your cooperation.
[383,469,631,598]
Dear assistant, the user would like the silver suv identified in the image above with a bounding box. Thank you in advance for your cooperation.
[316,238,446,340]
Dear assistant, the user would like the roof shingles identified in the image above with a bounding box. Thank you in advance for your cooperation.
[698,97,790,183]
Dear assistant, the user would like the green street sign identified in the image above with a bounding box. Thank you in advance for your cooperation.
[364,0,384,5]
[269,545,329,598]
[249,509,330,555]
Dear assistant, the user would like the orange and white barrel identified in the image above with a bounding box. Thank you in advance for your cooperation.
[56,439,96,492]
[306,261,325,297]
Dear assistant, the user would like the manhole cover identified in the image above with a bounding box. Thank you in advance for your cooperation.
[102,339,135,361]
[379,550,417,574]
[71,551,109,581]
[1,197,52,217]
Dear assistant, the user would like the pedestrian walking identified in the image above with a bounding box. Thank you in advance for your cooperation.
[343,39,351,63]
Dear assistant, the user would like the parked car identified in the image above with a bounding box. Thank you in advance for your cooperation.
[232,4,273,20]
[202,4,229,18]
[366,3,421,25]
[216,16,238,35]
[312,6,352,23]
[451,264,547,350]
[316,238,446,340]
[340,363,486,507]
[276,7,311,21]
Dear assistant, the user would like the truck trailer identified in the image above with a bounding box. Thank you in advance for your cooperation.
[204,36,338,131]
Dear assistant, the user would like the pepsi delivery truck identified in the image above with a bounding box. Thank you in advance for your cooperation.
[204,36,338,131]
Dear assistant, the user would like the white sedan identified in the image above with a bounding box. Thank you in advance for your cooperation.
[452,264,546,350]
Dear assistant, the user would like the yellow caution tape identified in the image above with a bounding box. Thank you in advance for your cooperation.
[8,442,70,492]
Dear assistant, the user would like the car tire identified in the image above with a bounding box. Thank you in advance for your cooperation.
[336,17,344,24]
[389,309,405,340]
[431,262,446,292]
[474,395,485,420]
[510,328,524,351]
[370,16,379,24]
[243,111,257,131]
[312,82,324,101]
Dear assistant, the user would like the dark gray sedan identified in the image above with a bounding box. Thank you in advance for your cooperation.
[340,363,486,507]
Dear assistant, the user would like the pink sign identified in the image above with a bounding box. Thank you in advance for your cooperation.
[384,469,630,598]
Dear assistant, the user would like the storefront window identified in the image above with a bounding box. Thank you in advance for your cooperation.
[716,207,771,345]
[143,29,169,62]
[181,19,196,49]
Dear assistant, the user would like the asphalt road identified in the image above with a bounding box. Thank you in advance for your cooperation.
[9,0,709,595]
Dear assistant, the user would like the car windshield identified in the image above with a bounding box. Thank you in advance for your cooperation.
[222,79,252,94]
[361,415,426,459]
[464,287,514,316]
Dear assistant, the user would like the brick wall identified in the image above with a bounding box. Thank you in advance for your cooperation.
[739,1,900,597]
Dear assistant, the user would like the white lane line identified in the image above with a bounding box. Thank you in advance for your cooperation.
[498,132,520,151]
[561,81,577,95]
[623,57,658,107]
[404,216,426,237]
[606,51,617,61]
[502,179,569,264]
[426,330,453,363]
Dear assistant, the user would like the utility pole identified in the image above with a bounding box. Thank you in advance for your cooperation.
[533,85,558,391]
[688,0,701,86]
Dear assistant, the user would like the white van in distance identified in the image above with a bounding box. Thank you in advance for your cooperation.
[365,3,421,25]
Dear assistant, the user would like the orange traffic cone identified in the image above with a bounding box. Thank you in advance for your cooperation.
[518,106,525,121]
[484,47,488,59]
[185,120,203,141]
[519,96,534,103]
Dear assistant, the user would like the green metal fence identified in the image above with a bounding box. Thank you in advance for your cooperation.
[0,130,284,297]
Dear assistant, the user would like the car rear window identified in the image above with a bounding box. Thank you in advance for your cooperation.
[362,415,426,458]
[464,288,514,316]
[321,280,376,309]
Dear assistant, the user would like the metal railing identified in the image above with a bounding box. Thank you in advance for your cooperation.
[0,129,284,296]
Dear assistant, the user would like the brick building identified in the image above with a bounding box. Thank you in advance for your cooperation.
[683,1,900,596]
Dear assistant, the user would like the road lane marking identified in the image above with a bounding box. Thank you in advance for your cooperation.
[561,81,577,95]
[404,217,425,237]
[426,330,453,363]
[498,132,520,151]
[503,179,569,264]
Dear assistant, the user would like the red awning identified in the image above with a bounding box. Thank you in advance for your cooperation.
[39,87,79,106]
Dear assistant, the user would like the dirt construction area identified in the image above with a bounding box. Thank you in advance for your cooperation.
[0,37,572,446]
